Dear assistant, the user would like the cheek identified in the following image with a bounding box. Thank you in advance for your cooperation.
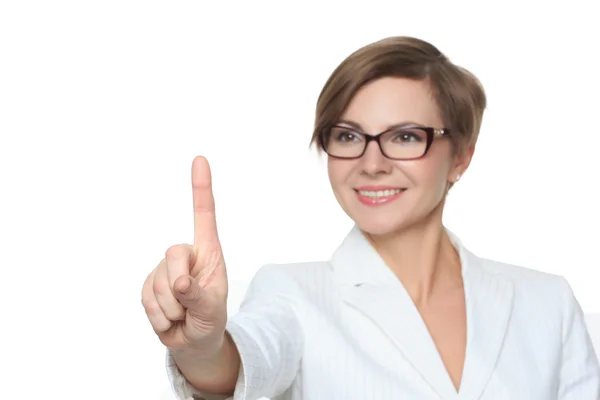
[415,145,453,184]
[420,160,452,198]
[401,158,450,190]
[327,159,353,188]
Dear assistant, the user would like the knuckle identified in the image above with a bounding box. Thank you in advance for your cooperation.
[193,205,214,214]
[165,244,189,261]
[142,299,161,315]
[152,277,170,295]
[142,264,161,298]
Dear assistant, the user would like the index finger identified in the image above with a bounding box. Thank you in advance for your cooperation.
[191,156,219,248]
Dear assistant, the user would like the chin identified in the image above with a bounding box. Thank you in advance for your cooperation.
[350,212,409,237]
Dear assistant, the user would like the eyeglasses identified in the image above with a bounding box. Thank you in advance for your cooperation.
[320,125,451,160]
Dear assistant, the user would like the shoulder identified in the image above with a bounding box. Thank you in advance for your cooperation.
[480,256,569,291]
[228,261,334,320]
[254,261,333,278]
[248,261,334,291]
[237,261,334,299]
[476,255,577,318]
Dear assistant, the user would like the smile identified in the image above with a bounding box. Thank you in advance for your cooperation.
[354,188,406,206]
[357,189,403,198]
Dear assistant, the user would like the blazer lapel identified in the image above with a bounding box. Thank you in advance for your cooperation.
[332,226,461,399]
[449,234,515,400]
[331,227,515,400]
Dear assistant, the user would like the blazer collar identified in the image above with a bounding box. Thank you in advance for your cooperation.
[331,225,473,287]
[330,225,514,400]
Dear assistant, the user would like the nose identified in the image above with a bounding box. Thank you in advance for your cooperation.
[359,140,393,176]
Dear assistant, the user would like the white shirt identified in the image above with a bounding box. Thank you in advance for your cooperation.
[167,226,600,399]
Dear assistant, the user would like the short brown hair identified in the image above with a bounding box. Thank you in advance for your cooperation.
[311,36,486,154]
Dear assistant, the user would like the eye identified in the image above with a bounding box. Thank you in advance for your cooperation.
[391,129,426,143]
[330,127,363,143]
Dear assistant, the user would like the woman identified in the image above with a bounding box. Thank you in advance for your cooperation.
[142,37,600,399]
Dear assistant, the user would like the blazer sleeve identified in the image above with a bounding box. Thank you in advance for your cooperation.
[167,264,305,400]
[557,277,600,399]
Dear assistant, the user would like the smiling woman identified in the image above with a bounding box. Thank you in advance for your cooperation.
[322,76,469,237]
[142,36,600,399]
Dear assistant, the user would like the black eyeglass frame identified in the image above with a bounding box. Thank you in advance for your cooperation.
[319,125,452,160]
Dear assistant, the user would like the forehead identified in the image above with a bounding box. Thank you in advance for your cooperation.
[341,77,442,131]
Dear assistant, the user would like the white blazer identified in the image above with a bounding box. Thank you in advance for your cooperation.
[167,226,600,400]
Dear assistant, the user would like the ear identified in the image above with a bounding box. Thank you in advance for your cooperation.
[448,144,475,183]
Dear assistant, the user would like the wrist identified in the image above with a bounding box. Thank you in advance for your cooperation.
[169,332,240,393]
[170,333,226,362]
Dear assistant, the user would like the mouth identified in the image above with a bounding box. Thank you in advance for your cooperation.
[355,188,405,198]
[353,187,406,206]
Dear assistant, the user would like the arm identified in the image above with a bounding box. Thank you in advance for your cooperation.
[557,277,600,398]
[167,265,304,400]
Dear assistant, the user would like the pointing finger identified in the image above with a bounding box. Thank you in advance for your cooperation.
[191,156,219,249]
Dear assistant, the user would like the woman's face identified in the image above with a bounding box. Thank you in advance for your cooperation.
[327,77,472,236]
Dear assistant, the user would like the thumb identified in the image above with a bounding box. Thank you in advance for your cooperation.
[173,275,204,309]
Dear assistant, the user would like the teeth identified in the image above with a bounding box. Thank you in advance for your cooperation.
[358,189,403,198]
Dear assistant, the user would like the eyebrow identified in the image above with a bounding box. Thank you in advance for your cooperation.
[336,119,426,131]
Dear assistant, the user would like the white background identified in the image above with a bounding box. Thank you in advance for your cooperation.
[1,1,598,399]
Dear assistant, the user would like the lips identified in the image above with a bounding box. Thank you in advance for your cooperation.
[355,188,404,199]
[354,186,406,206]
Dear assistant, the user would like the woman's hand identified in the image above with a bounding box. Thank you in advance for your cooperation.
[142,156,229,357]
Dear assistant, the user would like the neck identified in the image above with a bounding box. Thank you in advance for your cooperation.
[364,203,462,304]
